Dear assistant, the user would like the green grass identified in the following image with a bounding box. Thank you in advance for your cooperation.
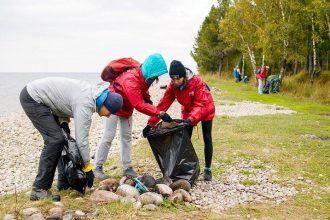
[239,180,257,186]
[1,77,330,219]
[239,170,255,175]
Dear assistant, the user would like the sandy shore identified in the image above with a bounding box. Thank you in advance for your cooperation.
[0,83,296,196]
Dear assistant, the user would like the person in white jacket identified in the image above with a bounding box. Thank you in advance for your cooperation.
[19,77,123,201]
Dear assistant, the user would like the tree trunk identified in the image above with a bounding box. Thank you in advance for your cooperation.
[242,55,245,78]
[218,59,223,77]
[310,14,317,85]
[293,59,298,75]
[327,50,330,70]
[280,59,287,79]
[248,47,257,77]
[262,54,265,66]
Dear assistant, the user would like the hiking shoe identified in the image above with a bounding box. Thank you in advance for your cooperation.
[123,167,138,177]
[204,168,212,181]
[93,166,109,181]
[30,187,60,201]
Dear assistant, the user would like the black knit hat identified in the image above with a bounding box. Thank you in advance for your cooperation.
[169,60,186,78]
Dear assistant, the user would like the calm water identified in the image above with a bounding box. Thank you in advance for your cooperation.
[0,72,170,115]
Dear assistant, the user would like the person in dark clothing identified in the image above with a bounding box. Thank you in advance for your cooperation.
[19,77,123,201]
[144,60,215,181]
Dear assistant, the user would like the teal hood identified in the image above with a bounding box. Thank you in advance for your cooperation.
[141,53,168,80]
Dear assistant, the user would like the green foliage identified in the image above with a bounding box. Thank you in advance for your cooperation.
[191,2,232,74]
[193,0,330,79]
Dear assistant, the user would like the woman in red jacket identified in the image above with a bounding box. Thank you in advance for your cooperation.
[93,53,173,180]
[143,60,215,181]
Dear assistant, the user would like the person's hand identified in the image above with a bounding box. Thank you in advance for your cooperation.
[85,170,94,188]
[143,125,152,138]
[182,119,193,127]
[60,122,70,135]
[159,112,173,123]
[144,97,153,105]
[82,163,94,188]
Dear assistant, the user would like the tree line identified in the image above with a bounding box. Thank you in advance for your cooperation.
[191,0,330,84]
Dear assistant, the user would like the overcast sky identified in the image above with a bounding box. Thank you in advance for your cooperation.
[0,0,216,73]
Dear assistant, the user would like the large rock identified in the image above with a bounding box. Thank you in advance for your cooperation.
[22,208,44,220]
[155,176,173,186]
[99,178,119,192]
[174,189,192,202]
[170,179,191,192]
[90,190,120,203]
[155,184,173,197]
[116,184,140,199]
[168,191,183,203]
[120,197,136,204]
[140,174,156,189]
[139,192,163,206]
[48,207,64,216]
[119,176,135,186]
[3,214,16,220]
[25,213,44,220]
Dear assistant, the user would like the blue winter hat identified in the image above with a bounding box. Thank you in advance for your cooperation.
[96,89,123,114]
[141,53,168,80]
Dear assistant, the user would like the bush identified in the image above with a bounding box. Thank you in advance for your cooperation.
[281,71,330,103]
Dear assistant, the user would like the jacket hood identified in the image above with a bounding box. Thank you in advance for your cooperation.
[141,53,168,80]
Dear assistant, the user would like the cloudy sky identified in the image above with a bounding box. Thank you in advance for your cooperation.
[0,0,216,72]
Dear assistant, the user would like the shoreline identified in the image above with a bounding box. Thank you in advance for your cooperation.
[0,84,296,196]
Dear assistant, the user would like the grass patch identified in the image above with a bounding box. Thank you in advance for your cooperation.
[253,164,266,170]
[239,170,255,175]
[240,180,257,186]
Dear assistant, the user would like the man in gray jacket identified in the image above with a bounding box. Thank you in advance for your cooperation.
[19,77,123,201]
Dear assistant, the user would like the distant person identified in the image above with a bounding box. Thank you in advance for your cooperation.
[143,60,215,181]
[19,77,123,201]
[233,65,242,82]
[93,53,173,180]
[256,66,270,94]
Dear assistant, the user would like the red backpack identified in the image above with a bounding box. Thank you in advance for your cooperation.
[101,58,141,82]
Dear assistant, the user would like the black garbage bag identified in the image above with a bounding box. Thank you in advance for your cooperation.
[146,121,200,184]
[262,80,270,94]
[58,130,87,193]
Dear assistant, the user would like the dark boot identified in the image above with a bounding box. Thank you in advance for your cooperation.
[30,187,61,201]
[204,168,212,181]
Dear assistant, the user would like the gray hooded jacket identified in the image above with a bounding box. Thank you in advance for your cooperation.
[27,77,109,163]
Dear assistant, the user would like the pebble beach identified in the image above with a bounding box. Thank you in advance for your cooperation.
[0,82,298,211]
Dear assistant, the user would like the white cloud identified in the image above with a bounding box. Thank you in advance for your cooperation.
[0,0,216,72]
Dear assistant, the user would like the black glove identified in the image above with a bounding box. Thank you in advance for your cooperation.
[144,97,153,105]
[159,112,173,123]
[182,119,193,127]
[85,170,94,188]
[60,122,70,135]
[143,125,152,138]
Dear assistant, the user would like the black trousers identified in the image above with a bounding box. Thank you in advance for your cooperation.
[187,120,213,169]
[20,87,65,190]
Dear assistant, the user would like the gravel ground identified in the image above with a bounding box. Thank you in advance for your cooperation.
[0,84,298,210]
[191,159,297,210]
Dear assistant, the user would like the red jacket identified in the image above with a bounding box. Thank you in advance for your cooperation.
[109,68,160,118]
[148,75,215,126]
[257,67,267,79]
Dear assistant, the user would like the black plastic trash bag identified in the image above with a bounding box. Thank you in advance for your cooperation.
[58,130,87,193]
[146,121,200,184]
